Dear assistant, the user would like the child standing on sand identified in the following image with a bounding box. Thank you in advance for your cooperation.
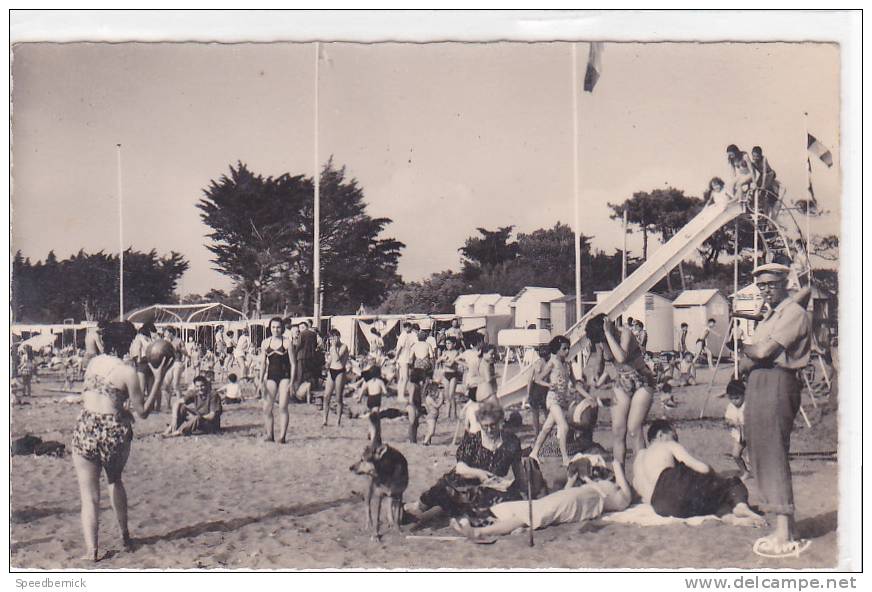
[723,379,750,481]
[355,363,388,444]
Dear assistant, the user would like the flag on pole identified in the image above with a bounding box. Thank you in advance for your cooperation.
[807,133,833,167]
[583,42,603,92]
[806,156,818,208]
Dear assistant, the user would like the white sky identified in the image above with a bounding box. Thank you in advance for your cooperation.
[11,41,840,296]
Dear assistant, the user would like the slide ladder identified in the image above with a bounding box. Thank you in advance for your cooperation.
[496,199,744,407]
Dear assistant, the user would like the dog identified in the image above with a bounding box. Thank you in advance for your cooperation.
[349,443,409,540]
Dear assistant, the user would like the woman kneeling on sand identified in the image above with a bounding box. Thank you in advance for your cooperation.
[406,401,523,523]
[71,322,168,561]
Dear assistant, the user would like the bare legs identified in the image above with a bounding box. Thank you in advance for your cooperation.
[612,386,653,466]
[397,365,410,404]
[72,445,131,561]
[322,372,345,427]
[529,403,571,465]
[72,454,100,560]
[446,378,458,420]
[276,378,291,442]
[263,378,279,441]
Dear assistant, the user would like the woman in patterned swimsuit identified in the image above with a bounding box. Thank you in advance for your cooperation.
[71,323,168,561]
[587,313,655,467]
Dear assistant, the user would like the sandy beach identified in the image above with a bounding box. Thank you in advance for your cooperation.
[10,366,838,570]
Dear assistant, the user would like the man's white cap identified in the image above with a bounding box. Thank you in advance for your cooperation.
[752,262,791,276]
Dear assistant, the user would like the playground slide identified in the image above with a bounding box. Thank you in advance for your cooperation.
[496,200,744,407]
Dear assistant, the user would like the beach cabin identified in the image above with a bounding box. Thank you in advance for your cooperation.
[733,283,836,347]
[453,293,511,317]
[510,287,565,330]
[453,294,480,317]
[594,291,674,353]
[548,295,578,335]
[671,289,730,352]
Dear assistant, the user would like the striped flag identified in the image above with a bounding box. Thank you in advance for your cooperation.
[806,156,818,208]
[583,42,603,92]
[807,133,833,168]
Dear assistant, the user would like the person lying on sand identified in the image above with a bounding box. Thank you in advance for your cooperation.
[632,419,764,526]
[164,375,222,437]
[450,458,631,540]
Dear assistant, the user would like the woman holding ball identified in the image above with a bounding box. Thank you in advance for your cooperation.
[259,317,296,442]
[72,322,169,561]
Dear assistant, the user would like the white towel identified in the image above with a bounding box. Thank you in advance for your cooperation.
[602,504,722,526]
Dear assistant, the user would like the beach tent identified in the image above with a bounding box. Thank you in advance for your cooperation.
[126,303,248,349]
[18,332,58,351]
[126,303,246,324]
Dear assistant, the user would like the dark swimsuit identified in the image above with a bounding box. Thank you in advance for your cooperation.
[265,338,291,382]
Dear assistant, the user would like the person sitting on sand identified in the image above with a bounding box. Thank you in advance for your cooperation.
[406,401,523,522]
[164,375,222,437]
[632,419,764,525]
[450,458,632,540]
[673,351,697,387]
[216,373,243,405]
[452,344,497,445]
[72,322,168,561]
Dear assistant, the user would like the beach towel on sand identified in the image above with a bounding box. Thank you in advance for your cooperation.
[602,504,722,527]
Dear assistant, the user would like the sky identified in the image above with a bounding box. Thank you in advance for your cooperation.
[11,41,841,297]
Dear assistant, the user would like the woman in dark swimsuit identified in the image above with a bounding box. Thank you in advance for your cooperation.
[72,322,168,561]
[322,329,349,427]
[259,317,296,442]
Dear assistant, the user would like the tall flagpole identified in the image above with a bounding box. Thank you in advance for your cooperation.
[313,42,321,326]
[803,111,812,282]
[621,207,628,281]
[116,143,124,319]
[572,43,582,324]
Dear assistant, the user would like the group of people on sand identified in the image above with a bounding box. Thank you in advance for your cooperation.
[66,262,811,561]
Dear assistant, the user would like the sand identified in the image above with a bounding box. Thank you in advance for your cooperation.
[10,365,839,570]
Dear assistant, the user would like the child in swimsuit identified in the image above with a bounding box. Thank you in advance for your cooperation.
[529,336,591,466]
[439,337,462,420]
[322,329,350,427]
[355,364,388,444]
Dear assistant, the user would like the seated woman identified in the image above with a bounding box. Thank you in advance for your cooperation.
[451,459,632,540]
[407,401,523,520]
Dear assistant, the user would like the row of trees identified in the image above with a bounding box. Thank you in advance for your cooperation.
[11,249,189,323]
[196,161,403,318]
[375,187,839,314]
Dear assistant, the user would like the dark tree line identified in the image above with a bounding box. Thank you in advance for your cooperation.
[11,249,189,323]
[376,185,838,315]
[196,160,404,318]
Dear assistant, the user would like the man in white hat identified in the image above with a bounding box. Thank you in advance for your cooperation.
[739,262,812,558]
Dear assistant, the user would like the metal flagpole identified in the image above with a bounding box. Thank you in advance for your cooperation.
[313,42,321,326]
[804,112,812,282]
[621,207,628,281]
[572,43,582,324]
[733,218,739,379]
[116,143,124,320]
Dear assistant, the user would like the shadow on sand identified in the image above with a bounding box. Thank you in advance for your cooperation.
[130,494,362,548]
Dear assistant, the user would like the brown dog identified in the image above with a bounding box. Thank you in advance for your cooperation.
[350,443,409,540]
